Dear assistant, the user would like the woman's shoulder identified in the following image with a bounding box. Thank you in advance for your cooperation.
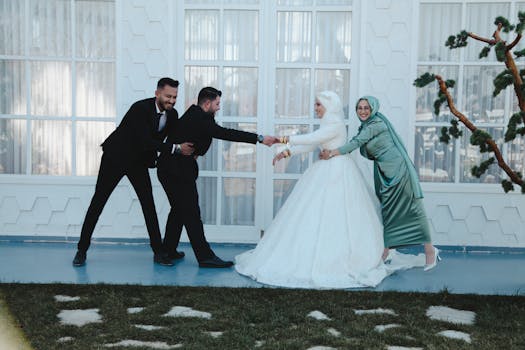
[363,118,387,131]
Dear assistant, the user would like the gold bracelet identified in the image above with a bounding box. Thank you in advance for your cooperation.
[283,149,291,158]
[279,136,289,144]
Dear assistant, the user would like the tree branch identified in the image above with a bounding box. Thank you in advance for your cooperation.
[507,33,522,51]
[435,75,524,187]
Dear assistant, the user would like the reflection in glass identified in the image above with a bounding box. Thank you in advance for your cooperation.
[32,120,71,175]
[76,62,116,117]
[222,122,257,172]
[414,126,455,183]
[462,66,505,124]
[276,11,312,63]
[31,61,72,116]
[418,3,461,62]
[184,66,218,109]
[273,179,297,217]
[315,12,350,63]
[185,10,219,60]
[223,67,258,117]
[415,65,458,123]
[0,119,26,174]
[197,176,217,225]
[197,138,218,171]
[76,121,115,176]
[30,0,71,57]
[274,124,310,174]
[460,127,504,184]
[222,177,255,225]
[0,0,25,55]
[224,10,258,61]
[0,60,26,115]
[76,0,115,58]
[275,69,310,118]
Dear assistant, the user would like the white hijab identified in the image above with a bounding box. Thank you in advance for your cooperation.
[316,91,345,127]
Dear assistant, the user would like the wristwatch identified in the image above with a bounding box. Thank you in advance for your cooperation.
[257,134,264,143]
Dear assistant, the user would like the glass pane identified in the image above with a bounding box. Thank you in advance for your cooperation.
[76,62,116,117]
[197,176,217,225]
[186,0,259,3]
[460,127,504,183]
[32,120,71,175]
[224,10,258,61]
[514,3,525,62]
[196,138,218,171]
[0,119,26,174]
[0,0,25,55]
[76,0,115,58]
[277,0,313,5]
[315,12,350,63]
[0,60,26,115]
[31,61,72,116]
[76,121,114,176]
[275,68,310,118]
[462,66,505,124]
[415,65,458,123]
[223,67,258,117]
[30,0,71,57]
[184,66,218,109]
[276,11,312,63]
[314,69,350,118]
[465,3,510,62]
[418,3,461,62]
[222,122,256,172]
[316,0,352,4]
[221,177,255,225]
[508,136,525,181]
[185,10,219,60]
[273,179,297,217]
[274,124,310,174]
[414,126,455,183]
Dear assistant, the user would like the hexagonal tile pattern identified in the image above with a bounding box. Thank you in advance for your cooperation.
[430,205,454,233]
[367,66,389,93]
[127,7,149,36]
[127,35,149,63]
[368,38,391,66]
[368,11,392,37]
[144,50,169,78]
[127,63,151,91]
[64,198,85,225]
[144,22,167,50]
[143,0,165,22]
[0,197,21,224]
[389,23,409,52]
[375,0,392,9]
[465,206,488,234]
[388,52,410,79]
[30,197,53,225]
[386,79,406,109]
[499,207,522,236]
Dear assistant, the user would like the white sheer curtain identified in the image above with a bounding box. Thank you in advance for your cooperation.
[416,1,517,185]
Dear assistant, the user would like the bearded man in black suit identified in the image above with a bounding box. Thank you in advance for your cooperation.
[73,78,193,267]
[157,87,277,268]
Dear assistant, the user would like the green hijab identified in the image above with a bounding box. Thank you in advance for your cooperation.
[357,96,423,199]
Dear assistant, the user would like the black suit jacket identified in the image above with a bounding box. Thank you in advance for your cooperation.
[101,97,177,168]
[158,104,257,180]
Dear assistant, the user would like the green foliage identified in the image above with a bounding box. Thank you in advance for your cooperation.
[471,157,495,178]
[494,41,507,62]
[439,126,450,144]
[440,120,463,144]
[445,79,456,88]
[433,91,447,116]
[445,30,469,49]
[494,16,514,32]
[501,179,515,192]
[516,11,525,33]
[493,69,514,97]
[470,129,493,152]
[504,112,525,142]
[413,72,436,88]
[479,45,492,58]
[514,48,525,57]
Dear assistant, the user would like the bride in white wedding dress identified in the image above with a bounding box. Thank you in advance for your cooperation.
[235,91,420,289]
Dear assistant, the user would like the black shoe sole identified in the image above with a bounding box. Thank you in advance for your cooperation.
[198,263,233,268]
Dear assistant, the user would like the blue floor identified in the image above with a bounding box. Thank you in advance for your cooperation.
[0,239,524,296]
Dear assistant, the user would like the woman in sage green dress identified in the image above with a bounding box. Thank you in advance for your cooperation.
[320,96,440,271]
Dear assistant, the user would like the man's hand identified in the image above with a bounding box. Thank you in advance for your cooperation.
[262,135,279,147]
[319,149,339,160]
[180,142,194,156]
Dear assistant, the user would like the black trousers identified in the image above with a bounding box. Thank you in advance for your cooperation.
[77,152,163,254]
[157,164,215,262]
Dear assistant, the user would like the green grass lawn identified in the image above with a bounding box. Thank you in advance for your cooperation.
[1,283,524,350]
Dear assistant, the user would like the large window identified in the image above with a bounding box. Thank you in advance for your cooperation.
[181,0,352,227]
[416,1,525,184]
[0,0,116,176]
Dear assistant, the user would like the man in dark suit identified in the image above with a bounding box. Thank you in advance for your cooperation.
[73,78,193,267]
[157,87,277,268]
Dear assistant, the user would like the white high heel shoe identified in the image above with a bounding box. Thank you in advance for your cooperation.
[424,247,441,271]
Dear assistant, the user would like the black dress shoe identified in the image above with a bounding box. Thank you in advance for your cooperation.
[154,253,174,266]
[72,250,86,267]
[168,251,185,260]
[198,256,234,268]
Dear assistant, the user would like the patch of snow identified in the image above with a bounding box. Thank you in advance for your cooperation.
[57,336,74,342]
[127,307,144,314]
[57,309,102,327]
[437,330,472,343]
[426,306,476,325]
[54,295,80,302]
[104,340,182,349]
[307,310,331,320]
[254,340,265,347]
[204,331,223,338]
[163,306,212,319]
[327,328,341,337]
[134,324,165,331]
[374,324,401,332]
[354,308,397,316]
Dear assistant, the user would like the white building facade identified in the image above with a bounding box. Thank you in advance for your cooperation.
[1,0,524,247]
